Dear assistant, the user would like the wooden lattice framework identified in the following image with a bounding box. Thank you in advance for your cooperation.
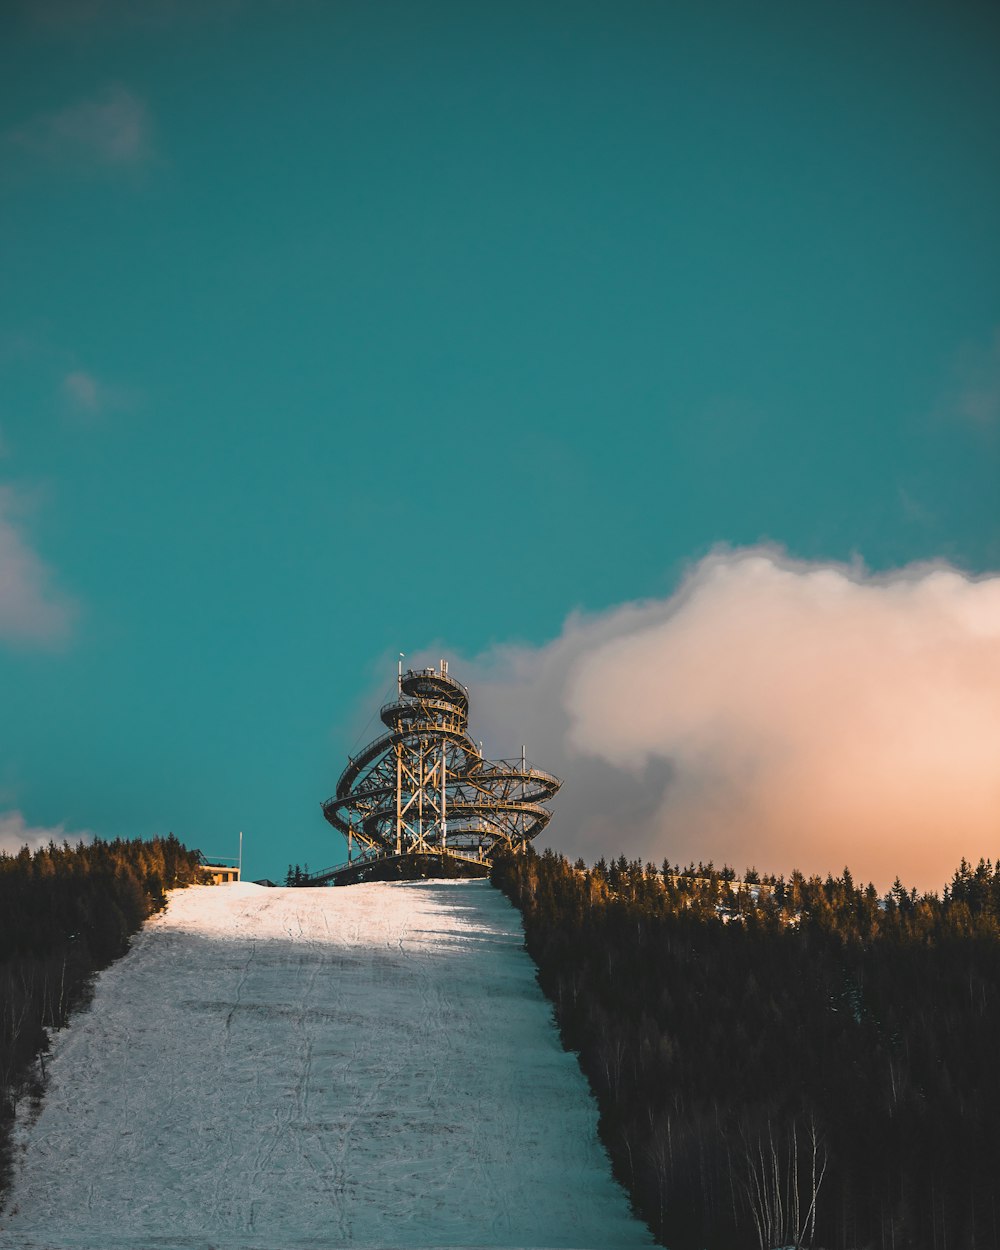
[306,662,560,885]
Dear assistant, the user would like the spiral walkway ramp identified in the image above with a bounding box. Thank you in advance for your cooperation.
[306,662,561,885]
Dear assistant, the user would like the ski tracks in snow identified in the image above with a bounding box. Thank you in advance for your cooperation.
[0,880,652,1250]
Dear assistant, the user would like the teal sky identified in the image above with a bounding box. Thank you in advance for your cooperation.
[2,0,998,884]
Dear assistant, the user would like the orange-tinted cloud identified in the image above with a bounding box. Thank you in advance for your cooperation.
[444,550,1000,893]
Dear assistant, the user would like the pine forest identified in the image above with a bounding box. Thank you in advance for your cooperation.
[491,848,1000,1250]
[0,836,203,1196]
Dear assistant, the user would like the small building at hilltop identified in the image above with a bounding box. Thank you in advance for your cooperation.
[197,853,241,885]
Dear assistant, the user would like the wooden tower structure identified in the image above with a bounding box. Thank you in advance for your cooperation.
[305,662,560,885]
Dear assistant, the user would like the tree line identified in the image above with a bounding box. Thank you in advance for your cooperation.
[491,848,1000,1250]
[0,835,203,1201]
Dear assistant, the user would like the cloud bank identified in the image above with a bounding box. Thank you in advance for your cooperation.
[0,485,77,645]
[432,550,1000,892]
[0,810,91,856]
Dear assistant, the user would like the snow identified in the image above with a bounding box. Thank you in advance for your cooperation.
[1,879,653,1250]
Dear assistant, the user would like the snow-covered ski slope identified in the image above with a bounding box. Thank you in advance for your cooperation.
[1,880,653,1250]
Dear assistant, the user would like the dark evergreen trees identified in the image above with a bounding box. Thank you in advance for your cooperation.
[0,835,203,1202]
[493,848,1000,1250]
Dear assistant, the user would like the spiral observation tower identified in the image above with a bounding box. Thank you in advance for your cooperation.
[306,661,561,885]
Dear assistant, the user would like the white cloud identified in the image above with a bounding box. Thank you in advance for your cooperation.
[63,370,101,412]
[952,327,1000,429]
[7,85,152,168]
[0,485,77,645]
[61,369,136,419]
[0,809,91,855]
[428,549,1000,892]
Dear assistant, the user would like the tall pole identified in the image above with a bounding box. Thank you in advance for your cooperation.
[417,738,423,850]
[395,739,402,856]
[441,742,447,850]
[521,747,527,853]
[238,830,243,879]
[396,654,405,858]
